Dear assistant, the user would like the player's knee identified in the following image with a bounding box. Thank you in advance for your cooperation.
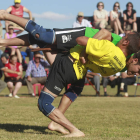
[38,91,55,116]
[25,20,55,44]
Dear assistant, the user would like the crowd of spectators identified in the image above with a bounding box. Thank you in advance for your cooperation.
[73,2,137,33]
[0,0,139,98]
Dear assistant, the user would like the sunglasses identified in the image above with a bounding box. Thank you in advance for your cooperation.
[98,5,103,6]
[115,5,119,7]
[8,28,13,30]
[127,5,132,7]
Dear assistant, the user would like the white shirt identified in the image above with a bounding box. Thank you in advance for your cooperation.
[94,9,108,19]
[73,19,92,28]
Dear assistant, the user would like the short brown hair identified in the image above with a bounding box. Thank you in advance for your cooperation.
[97,2,104,9]
[126,32,139,55]
[8,24,13,28]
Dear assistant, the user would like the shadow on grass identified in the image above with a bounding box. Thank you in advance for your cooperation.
[0,123,55,135]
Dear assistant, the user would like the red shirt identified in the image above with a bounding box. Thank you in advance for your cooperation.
[5,62,21,78]
[10,5,24,17]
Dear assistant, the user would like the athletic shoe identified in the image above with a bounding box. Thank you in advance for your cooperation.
[96,92,100,97]
[32,93,36,97]
[104,92,109,96]
[9,93,13,97]
[14,95,20,98]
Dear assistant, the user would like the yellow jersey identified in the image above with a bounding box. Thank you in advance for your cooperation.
[70,38,126,80]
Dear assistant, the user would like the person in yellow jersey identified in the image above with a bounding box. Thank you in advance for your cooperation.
[0,10,140,137]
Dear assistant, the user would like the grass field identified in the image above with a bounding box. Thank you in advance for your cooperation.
[0,85,140,140]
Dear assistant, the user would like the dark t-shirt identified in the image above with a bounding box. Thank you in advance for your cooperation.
[123,9,136,19]
[0,60,4,79]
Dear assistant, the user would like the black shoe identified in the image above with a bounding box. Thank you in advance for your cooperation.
[104,92,108,96]
[96,92,100,96]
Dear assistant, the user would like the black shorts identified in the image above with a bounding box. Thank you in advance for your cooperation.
[54,27,86,51]
[28,27,86,51]
[45,53,85,95]
[5,77,22,84]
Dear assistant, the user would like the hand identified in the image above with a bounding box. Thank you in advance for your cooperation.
[128,18,133,24]
[0,22,2,27]
[35,54,43,58]
[17,72,22,76]
[16,76,20,80]
[27,76,32,82]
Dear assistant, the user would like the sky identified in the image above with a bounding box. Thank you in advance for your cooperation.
[0,0,140,34]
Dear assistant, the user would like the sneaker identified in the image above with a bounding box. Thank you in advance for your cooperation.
[124,92,129,97]
[9,93,13,97]
[32,93,36,97]
[14,95,20,98]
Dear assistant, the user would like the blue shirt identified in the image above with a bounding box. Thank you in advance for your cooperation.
[25,59,49,77]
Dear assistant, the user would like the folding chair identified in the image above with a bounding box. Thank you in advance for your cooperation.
[134,77,140,97]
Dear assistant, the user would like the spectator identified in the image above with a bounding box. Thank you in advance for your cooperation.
[123,2,137,31]
[0,20,2,38]
[110,2,124,35]
[25,44,43,61]
[102,73,121,96]
[93,2,108,29]
[4,24,22,63]
[5,0,32,32]
[25,52,49,96]
[86,71,100,96]
[73,12,92,28]
[4,55,22,98]
[0,53,21,94]
[119,71,136,97]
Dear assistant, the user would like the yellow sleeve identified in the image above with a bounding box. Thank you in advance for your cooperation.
[86,38,113,58]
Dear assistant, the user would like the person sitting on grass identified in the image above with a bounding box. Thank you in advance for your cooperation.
[4,55,22,98]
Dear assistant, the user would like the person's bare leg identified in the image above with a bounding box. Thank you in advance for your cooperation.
[0,10,28,29]
[0,34,30,47]
[48,95,72,134]
[133,22,137,31]
[116,18,124,33]
[13,82,22,97]
[114,21,119,35]
[43,87,85,137]
[0,10,57,44]
[43,49,57,65]
[42,50,71,134]
[7,82,13,95]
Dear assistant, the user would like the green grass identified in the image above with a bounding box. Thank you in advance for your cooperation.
[0,85,140,140]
